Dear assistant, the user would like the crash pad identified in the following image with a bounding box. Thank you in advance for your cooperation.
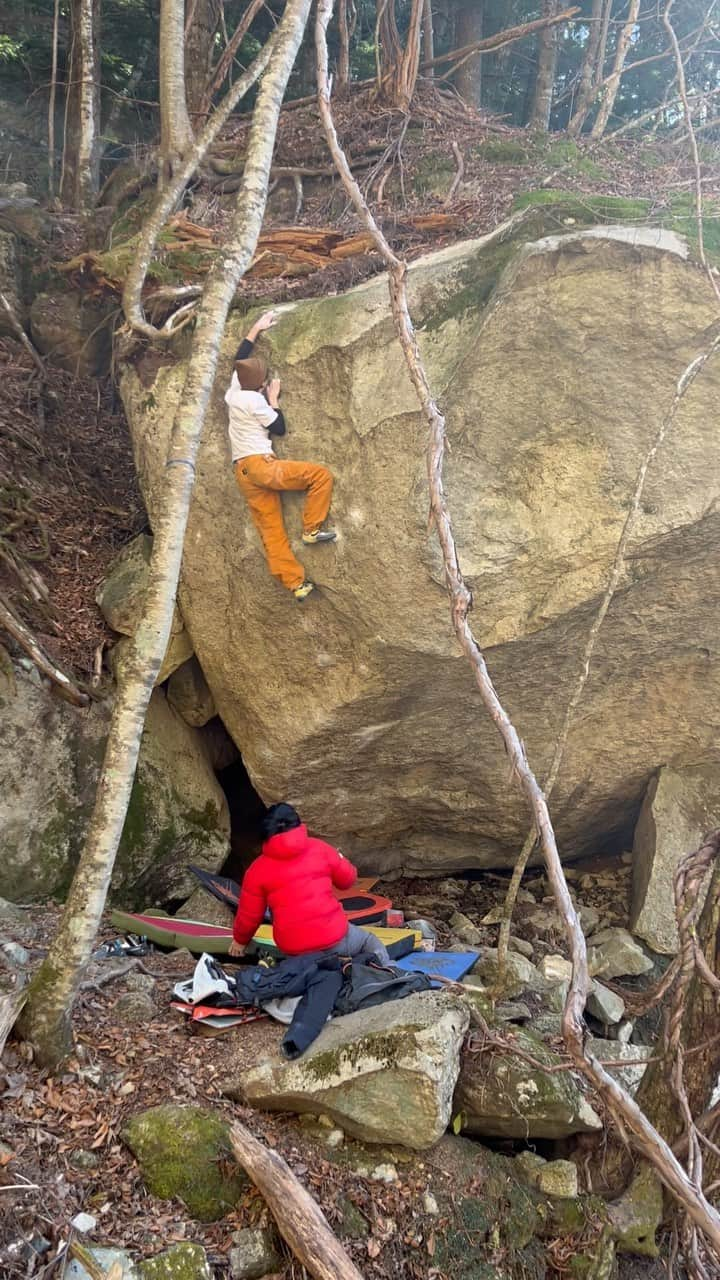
[395,951,480,981]
[110,910,420,960]
[187,866,388,923]
[170,1001,267,1025]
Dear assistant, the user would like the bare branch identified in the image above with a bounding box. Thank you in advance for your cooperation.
[0,592,89,707]
[122,28,279,340]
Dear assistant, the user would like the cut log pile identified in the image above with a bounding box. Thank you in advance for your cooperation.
[57,209,464,296]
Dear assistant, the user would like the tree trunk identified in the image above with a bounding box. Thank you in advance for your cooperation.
[529,0,560,130]
[568,0,608,135]
[160,0,195,182]
[201,0,266,114]
[590,0,641,139]
[48,0,60,199]
[422,0,434,71]
[60,0,101,208]
[453,0,483,108]
[185,0,221,121]
[337,0,356,88]
[378,0,424,110]
[16,0,313,1072]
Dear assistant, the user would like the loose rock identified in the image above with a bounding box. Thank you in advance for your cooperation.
[536,1159,578,1199]
[454,1026,601,1140]
[587,981,625,1025]
[587,1037,651,1095]
[538,954,572,984]
[586,928,653,980]
[140,1244,212,1280]
[67,1249,138,1280]
[114,992,156,1025]
[227,992,468,1150]
[449,911,482,946]
[228,1229,281,1280]
[631,765,720,954]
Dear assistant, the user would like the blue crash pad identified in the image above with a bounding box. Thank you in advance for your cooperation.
[396,951,480,982]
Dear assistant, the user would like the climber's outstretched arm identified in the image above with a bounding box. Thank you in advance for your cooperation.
[234,309,277,361]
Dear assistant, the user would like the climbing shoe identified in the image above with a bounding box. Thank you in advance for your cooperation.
[293,580,315,601]
[302,528,337,545]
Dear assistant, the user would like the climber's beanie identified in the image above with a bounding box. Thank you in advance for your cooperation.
[234,354,268,391]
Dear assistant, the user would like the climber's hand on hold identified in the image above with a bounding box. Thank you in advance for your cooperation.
[255,310,278,333]
[266,378,281,407]
[245,310,278,343]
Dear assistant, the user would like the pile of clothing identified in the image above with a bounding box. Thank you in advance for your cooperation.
[173,951,432,1057]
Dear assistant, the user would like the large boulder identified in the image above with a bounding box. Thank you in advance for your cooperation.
[630,765,720,954]
[0,667,229,904]
[119,223,720,873]
[454,1025,602,1140]
[224,991,469,1149]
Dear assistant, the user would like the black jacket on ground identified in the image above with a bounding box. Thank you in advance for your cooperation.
[233,954,433,1059]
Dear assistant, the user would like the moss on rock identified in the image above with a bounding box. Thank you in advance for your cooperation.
[139,1244,212,1280]
[122,1104,247,1222]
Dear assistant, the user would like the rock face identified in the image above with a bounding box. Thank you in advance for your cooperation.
[631,765,720,954]
[168,657,217,727]
[30,289,114,377]
[226,991,469,1149]
[122,1104,247,1221]
[120,224,720,873]
[98,534,194,684]
[0,229,26,335]
[0,666,229,904]
[455,1026,602,1140]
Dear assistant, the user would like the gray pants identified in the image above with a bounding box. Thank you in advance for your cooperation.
[321,922,390,967]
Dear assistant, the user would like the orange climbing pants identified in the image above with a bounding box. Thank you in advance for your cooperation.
[234,454,333,591]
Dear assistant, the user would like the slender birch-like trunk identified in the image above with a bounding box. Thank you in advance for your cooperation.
[60,0,101,207]
[159,0,195,181]
[17,0,312,1071]
[48,0,60,198]
[591,0,641,138]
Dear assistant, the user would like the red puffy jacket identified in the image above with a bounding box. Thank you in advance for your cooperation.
[232,824,357,955]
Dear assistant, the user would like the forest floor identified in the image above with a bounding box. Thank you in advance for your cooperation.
[0,857,668,1280]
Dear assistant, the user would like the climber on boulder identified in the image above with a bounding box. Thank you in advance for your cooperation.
[226,310,336,602]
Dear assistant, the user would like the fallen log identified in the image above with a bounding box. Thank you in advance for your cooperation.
[230,1121,365,1280]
